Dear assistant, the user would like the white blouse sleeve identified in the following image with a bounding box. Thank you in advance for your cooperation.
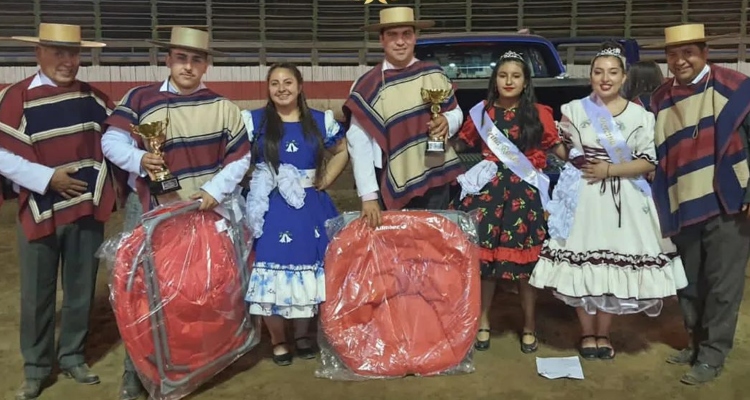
[631,109,657,164]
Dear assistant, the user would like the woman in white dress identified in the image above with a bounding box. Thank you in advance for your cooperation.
[529,42,687,360]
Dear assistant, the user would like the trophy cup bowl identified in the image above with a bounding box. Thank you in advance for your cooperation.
[421,88,452,153]
[130,119,182,195]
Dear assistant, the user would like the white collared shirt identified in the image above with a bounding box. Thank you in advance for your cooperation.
[673,64,711,86]
[346,58,464,201]
[0,71,61,195]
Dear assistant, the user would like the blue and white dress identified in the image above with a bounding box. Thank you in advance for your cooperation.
[242,108,344,318]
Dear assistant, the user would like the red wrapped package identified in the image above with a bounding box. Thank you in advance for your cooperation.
[103,200,259,400]
[317,210,481,380]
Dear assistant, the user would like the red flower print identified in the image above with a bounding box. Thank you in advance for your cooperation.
[527,210,537,221]
[516,221,528,234]
[503,189,510,201]
[510,174,522,184]
[480,193,492,202]
[500,230,512,243]
[504,109,516,121]
[536,228,546,241]
[490,225,501,238]
[463,196,473,207]
[494,205,504,219]
[508,125,520,139]
[525,188,536,199]
[511,198,526,212]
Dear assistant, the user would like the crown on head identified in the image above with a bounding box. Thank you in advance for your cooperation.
[500,50,524,61]
[596,47,622,57]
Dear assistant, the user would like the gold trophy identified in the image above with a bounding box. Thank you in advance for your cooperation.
[421,88,451,153]
[130,119,181,195]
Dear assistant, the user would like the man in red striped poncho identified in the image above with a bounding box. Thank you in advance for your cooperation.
[0,23,122,400]
[100,26,251,400]
[344,7,465,228]
[648,23,750,386]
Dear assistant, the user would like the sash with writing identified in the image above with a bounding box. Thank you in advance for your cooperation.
[469,102,550,210]
[581,96,652,196]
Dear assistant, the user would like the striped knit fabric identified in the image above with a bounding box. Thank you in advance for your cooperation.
[103,82,251,211]
[343,61,463,209]
[650,64,750,237]
[0,75,117,241]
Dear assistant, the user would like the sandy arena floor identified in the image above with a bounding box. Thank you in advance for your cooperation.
[0,169,747,400]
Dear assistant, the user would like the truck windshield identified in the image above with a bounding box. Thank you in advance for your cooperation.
[415,43,555,80]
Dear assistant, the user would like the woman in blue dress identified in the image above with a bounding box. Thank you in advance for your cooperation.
[241,63,348,366]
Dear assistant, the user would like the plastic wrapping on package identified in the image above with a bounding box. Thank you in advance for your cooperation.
[315,209,481,381]
[96,197,260,400]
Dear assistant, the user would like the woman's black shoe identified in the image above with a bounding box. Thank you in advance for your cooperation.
[579,335,598,359]
[474,328,491,351]
[272,343,293,366]
[295,337,318,360]
[520,332,539,354]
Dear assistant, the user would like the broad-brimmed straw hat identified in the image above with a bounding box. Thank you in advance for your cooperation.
[362,7,435,32]
[11,23,105,48]
[642,23,733,49]
[146,26,225,57]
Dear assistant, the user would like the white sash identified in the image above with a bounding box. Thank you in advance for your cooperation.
[581,96,652,196]
[469,102,550,210]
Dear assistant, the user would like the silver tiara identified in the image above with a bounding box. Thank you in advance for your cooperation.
[596,47,622,57]
[500,50,524,61]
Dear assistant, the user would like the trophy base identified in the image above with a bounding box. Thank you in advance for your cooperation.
[148,176,181,195]
[425,140,446,153]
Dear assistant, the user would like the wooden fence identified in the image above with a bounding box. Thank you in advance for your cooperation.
[0,0,746,66]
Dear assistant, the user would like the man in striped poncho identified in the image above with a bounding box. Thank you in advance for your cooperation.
[344,7,465,228]
[0,23,121,400]
[649,23,750,385]
[101,26,251,400]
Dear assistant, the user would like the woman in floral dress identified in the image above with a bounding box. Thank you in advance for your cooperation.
[450,51,567,353]
[241,63,349,366]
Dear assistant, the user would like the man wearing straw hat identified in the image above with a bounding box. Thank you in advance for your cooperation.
[344,6,464,228]
[0,23,119,399]
[647,23,750,385]
[100,26,250,400]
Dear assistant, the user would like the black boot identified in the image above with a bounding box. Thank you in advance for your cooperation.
[119,371,145,400]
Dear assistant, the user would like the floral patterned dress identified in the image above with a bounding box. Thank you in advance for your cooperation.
[450,102,560,280]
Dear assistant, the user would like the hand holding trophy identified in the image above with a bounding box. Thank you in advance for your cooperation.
[130,119,182,195]
[421,88,451,153]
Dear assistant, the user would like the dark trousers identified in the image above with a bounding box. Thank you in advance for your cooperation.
[121,191,143,373]
[17,216,103,379]
[375,168,452,211]
[671,213,750,367]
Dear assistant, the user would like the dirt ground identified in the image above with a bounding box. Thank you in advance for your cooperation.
[0,169,748,400]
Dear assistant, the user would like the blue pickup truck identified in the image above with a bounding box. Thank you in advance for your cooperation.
[414,32,641,188]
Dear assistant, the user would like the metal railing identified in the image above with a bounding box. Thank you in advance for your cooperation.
[0,0,746,66]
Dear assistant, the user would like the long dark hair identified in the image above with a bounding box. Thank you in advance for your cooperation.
[623,60,664,100]
[252,63,326,185]
[484,56,543,152]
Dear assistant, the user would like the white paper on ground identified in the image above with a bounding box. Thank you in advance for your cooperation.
[535,356,585,380]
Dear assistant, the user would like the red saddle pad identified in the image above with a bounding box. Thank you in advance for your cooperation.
[321,211,481,377]
[110,202,254,399]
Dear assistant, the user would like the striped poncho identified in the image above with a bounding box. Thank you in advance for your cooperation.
[0,75,118,241]
[343,61,464,210]
[650,64,750,237]
[103,82,251,211]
